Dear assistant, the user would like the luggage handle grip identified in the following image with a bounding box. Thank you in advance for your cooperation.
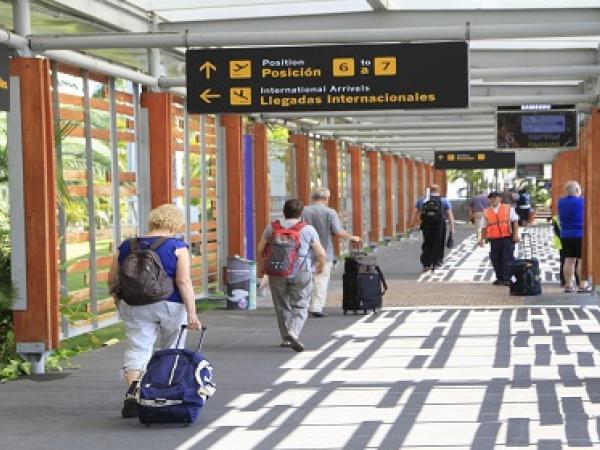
[176,324,207,351]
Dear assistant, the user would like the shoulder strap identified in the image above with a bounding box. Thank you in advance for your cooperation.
[149,236,170,251]
[291,221,307,231]
[375,266,388,294]
[271,220,282,231]
[129,237,139,252]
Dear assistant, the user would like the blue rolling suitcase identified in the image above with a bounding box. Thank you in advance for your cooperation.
[137,326,216,427]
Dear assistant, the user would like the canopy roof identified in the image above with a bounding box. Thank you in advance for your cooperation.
[4,0,600,163]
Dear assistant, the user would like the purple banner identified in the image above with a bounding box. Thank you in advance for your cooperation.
[243,134,255,260]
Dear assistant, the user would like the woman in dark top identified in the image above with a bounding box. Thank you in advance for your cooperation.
[108,204,201,418]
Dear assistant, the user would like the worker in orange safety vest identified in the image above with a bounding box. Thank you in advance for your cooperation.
[478,191,520,286]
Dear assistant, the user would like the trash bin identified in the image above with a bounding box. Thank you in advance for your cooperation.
[226,255,256,310]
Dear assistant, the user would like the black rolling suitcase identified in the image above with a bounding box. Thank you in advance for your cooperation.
[343,252,388,315]
[508,232,542,296]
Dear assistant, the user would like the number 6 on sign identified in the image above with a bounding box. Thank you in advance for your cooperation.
[332,58,355,77]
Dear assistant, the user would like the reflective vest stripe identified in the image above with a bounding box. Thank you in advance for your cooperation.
[484,205,512,238]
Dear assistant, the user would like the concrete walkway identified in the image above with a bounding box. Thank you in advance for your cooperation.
[1,226,599,450]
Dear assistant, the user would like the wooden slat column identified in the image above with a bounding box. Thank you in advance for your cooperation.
[415,161,424,198]
[251,123,269,269]
[425,164,433,188]
[406,159,415,220]
[11,58,59,350]
[348,145,363,240]
[383,154,394,238]
[140,92,173,207]
[290,133,310,205]
[434,169,448,197]
[394,156,406,234]
[367,151,380,243]
[324,139,340,256]
[221,114,244,256]
[588,109,600,287]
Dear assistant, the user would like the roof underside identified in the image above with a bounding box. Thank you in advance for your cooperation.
[7,0,600,163]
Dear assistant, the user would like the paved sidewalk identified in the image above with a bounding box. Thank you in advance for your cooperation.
[1,224,598,450]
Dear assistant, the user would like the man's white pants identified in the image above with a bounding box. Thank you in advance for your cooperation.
[309,261,333,313]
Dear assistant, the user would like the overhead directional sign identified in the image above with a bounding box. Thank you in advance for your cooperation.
[0,45,9,111]
[434,151,515,169]
[186,42,469,113]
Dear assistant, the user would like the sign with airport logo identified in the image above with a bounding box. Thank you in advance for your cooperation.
[186,42,468,113]
[434,151,515,169]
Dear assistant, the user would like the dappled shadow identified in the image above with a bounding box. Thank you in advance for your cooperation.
[176,306,600,449]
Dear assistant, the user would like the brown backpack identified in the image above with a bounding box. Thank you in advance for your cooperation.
[117,237,174,306]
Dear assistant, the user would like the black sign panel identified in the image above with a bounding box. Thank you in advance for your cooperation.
[434,151,515,169]
[186,42,469,113]
[497,110,577,149]
[0,45,9,111]
[516,164,544,178]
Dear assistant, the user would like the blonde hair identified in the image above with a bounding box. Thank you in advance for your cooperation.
[147,204,184,232]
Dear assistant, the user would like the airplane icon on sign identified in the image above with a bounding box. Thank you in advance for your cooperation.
[229,60,252,78]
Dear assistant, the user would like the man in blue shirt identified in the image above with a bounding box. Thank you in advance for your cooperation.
[410,185,455,272]
[558,180,590,292]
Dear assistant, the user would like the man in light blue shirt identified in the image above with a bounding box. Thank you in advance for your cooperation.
[303,187,361,317]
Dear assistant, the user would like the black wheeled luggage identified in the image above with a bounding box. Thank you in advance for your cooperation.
[343,252,388,315]
[508,232,542,296]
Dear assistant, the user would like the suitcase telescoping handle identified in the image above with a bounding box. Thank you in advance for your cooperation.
[521,231,534,260]
[175,324,207,351]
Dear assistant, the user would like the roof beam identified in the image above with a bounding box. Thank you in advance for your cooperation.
[29,22,600,50]
[472,65,600,80]
[43,0,151,33]
[367,0,390,11]
[309,120,495,131]
[470,49,598,68]
[158,9,600,33]
[330,128,495,137]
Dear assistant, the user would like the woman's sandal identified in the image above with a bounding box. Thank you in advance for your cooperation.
[577,285,593,293]
[564,286,576,293]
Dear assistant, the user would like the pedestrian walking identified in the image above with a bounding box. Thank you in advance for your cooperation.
[551,213,579,287]
[107,204,202,418]
[501,183,518,206]
[478,192,520,285]
[410,184,455,272]
[516,187,533,226]
[257,199,327,352]
[302,187,361,317]
[468,189,489,239]
[558,181,591,293]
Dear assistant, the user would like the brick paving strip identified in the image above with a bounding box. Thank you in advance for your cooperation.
[326,281,571,307]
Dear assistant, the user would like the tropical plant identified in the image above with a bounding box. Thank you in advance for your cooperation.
[447,169,487,199]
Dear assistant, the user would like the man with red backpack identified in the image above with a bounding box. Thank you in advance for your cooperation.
[257,199,327,352]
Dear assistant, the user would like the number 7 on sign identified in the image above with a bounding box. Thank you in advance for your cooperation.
[374,57,397,76]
